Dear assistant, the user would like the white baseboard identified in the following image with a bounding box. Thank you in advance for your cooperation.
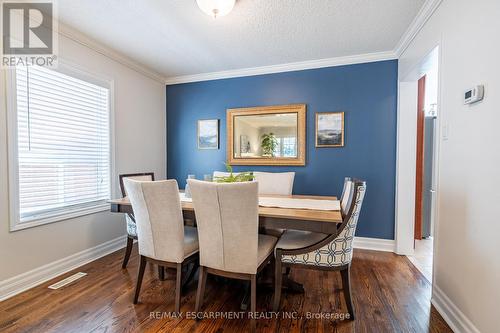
[0,235,127,302]
[353,236,395,252]
[432,285,480,333]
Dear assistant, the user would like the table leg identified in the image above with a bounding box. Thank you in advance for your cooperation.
[240,281,250,310]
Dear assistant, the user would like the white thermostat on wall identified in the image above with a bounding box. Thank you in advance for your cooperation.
[464,85,484,104]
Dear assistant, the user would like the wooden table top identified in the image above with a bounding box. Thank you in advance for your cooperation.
[109,194,342,224]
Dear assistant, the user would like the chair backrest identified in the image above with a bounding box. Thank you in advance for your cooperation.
[213,171,236,178]
[278,180,366,268]
[188,179,259,274]
[119,172,155,197]
[253,171,295,195]
[333,179,367,265]
[124,179,185,263]
[340,177,353,216]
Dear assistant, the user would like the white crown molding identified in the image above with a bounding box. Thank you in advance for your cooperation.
[432,285,481,333]
[58,22,166,83]
[353,237,395,252]
[164,51,397,85]
[394,0,443,56]
[0,235,126,301]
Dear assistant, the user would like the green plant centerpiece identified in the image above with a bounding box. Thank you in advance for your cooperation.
[261,132,278,157]
[213,162,254,183]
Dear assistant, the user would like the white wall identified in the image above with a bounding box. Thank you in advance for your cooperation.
[0,33,166,282]
[234,120,260,156]
[400,0,500,331]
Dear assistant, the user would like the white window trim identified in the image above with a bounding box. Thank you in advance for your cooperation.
[6,60,116,232]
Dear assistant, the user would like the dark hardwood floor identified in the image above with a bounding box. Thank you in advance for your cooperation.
[0,245,451,333]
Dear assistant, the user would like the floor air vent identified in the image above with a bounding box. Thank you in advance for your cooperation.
[48,272,87,290]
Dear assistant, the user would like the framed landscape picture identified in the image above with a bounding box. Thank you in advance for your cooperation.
[198,119,219,149]
[315,112,344,147]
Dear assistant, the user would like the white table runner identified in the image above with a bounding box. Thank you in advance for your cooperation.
[179,192,192,202]
[258,197,340,211]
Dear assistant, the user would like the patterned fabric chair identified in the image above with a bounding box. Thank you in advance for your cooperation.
[340,177,353,215]
[273,179,366,319]
[124,179,199,312]
[188,179,277,333]
[118,173,155,269]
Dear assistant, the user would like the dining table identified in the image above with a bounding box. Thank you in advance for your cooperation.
[108,192,343,309]
[109,193,342,234]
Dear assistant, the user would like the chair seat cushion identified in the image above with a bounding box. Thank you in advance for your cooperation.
[276,230,328,251]
[183,226,199,258]
[262,227,285,237]
[258,234,278,265]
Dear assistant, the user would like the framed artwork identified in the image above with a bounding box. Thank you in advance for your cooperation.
[315,112,344,147]
[240,135,250,154]
[197,119,219,149]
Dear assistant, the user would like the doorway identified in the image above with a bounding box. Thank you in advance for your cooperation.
[406,50,439,283]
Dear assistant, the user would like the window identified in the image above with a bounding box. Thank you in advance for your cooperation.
[273,136,297,157]
[8,65,112,230]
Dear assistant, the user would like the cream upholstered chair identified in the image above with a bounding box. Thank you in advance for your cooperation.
[254,171,295,237]
[118,172,155,269]
[253,171,295,195]
[212,171,236,178]
[188,179,277,332]
[273,179,366,320]
[124,179,199,312]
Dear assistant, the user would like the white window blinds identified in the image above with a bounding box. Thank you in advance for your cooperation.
[14,65,111,222]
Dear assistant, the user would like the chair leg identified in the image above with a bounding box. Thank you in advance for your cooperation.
[194,266,207,315]
[133,255,147,304]
[122,236,134,269]
[250,275,257,333]
[273,254,283,312]
[182,262,199,292]
[340,265,355,320]
[158,266,165,280]
[175,263,182,313]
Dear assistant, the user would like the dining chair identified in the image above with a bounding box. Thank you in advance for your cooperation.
[213,171,234,178]
[273,179,366,320]
[188,179,277,332]
[118,172,155,269]
[212,170,245,180]
[254,171,295,237]
[253,171,295,195]
[340,177,353,215]
[124,179,199,312]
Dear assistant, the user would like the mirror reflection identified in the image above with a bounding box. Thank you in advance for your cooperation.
[233,113,298,159]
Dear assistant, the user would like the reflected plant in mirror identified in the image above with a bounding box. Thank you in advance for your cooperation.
[260,132,278,157]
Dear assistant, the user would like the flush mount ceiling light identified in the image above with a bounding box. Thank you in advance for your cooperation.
[196,0,235,18]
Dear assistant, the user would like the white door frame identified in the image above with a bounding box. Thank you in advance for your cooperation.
[395,45,442,256]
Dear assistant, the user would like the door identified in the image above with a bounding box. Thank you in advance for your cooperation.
[422,116,436,238]
[414,75,426,240]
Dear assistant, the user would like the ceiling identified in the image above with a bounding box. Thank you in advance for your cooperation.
[57,0,426,80]
[238,113,298,128]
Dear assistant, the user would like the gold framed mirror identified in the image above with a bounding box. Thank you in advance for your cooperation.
[227,104,306,166]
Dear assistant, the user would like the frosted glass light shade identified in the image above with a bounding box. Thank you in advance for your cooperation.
[196,0,235,18]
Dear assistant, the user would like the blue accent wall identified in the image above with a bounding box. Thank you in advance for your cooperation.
[167,60,398,240]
